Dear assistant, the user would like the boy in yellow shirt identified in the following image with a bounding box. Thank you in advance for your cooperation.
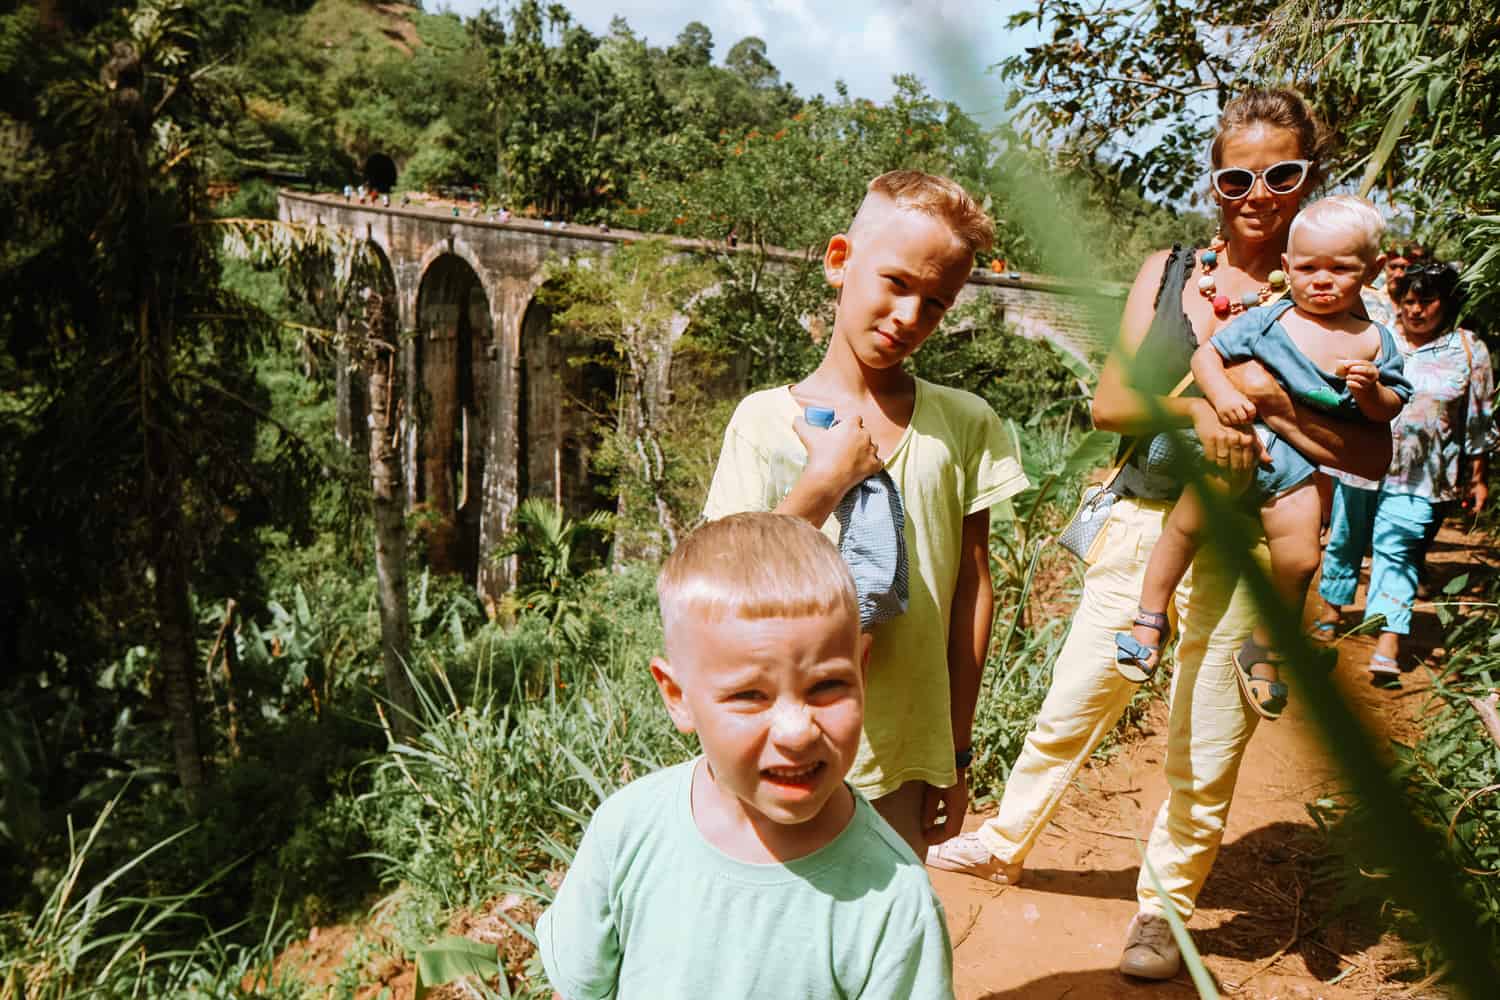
[702,170,1028,856]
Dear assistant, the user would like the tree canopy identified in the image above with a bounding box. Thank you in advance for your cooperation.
[997,0,1499,322]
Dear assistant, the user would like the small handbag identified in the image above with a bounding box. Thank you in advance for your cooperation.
[1059,371,1196,563]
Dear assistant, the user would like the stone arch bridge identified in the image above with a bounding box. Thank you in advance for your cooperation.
[277,190,1122,599]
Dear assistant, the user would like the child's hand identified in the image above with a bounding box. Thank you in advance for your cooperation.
[1210,390,1257,427]
[1338,359,1379,394]
[793,413,883,496]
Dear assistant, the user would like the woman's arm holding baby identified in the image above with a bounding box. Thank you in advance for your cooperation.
[1092,250,1268,472]
[1225,362,1393,480]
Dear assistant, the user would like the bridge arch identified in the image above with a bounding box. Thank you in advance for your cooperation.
[364,152,397,194]
[516,279,618,547]
[413,251,495,580]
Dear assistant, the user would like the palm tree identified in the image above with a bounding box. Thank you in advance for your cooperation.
[494,497,613,650]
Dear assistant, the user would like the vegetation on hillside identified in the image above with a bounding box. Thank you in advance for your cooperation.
[3,0,1498,996]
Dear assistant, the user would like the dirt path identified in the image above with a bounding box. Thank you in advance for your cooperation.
[935,525,1497,999]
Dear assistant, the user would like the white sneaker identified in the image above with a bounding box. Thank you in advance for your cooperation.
[924,832,1023,885]
[1119,911,1182,980]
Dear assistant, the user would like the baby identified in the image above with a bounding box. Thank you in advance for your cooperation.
[1117,195,1411,718]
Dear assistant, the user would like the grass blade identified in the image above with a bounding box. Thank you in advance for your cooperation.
[1138,846,1220,999]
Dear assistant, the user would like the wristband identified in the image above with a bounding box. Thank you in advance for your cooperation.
[954,747,973,770]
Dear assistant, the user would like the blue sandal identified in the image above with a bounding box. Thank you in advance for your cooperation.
[1115,609,1170,683]
[1309,620,1339,644]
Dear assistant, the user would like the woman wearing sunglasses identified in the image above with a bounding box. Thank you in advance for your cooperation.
[1314,262,1495,678]
[927,88,1395,980]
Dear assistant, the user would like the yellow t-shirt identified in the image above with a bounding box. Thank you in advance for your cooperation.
[702,380,1029,798]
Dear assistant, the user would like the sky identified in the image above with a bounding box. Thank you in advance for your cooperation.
[435,0,1040,127]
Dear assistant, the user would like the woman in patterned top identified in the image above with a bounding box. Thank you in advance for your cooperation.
[1314,261,1495,678]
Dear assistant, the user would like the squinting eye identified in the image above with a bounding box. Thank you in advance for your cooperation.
[730,690,765,702]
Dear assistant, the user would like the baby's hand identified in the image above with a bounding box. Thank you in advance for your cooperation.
[1338,359,1379,393]
[793,413,882,495]
[1210,390,1257,427]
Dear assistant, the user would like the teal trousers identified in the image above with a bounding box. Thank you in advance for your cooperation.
[1318,483,1438,635]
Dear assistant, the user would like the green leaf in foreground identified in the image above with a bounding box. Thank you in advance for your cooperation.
[414,935,502,999]
[1159,436,1498,994]
[1357,85,1419,198]
[1443,573,1470,596]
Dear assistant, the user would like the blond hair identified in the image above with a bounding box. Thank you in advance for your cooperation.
[852,170,994,255]
[1288,195,1386,260]
[657,513,857,638]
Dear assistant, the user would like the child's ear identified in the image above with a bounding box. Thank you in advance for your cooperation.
[857,632,872,682]
[823,233,851,289]
[1281,252,1290,276]
[1367,252,1387,286]
[650,656,696,735]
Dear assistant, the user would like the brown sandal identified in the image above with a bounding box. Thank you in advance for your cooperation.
[1233,637,1288,720]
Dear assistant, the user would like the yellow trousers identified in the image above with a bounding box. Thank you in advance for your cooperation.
[976,497,1266,919]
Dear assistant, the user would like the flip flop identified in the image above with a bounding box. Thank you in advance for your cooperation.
[1368,652,1401,677]
[1233,637,1288,721]
[1309,620,1339,644]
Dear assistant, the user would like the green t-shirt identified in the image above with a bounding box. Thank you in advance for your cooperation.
[537,759,955,1000]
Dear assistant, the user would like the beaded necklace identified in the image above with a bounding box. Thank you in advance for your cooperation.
[1196,239,1289,317]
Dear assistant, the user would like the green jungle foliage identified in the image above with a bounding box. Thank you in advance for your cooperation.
[1307,568,1500,970]
[4,0,1496,995]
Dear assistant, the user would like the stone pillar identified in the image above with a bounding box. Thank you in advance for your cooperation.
[476,282,526,606]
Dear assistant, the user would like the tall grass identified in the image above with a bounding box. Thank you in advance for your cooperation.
[0,789,300,999]
[357,568,694,945]
[1360,575,1500,967]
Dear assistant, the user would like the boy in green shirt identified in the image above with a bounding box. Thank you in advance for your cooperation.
[703,171,1027,855]
[537,513,954,999]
